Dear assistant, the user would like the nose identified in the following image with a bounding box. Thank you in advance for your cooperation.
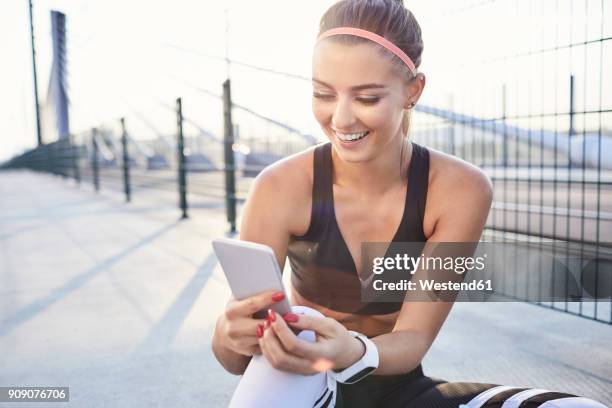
[331,96,356,130]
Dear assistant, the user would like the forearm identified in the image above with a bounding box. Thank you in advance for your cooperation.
[212,317,252,375]
[370,330,430,375]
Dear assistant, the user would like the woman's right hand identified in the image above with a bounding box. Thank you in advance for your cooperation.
[217,290,287,357]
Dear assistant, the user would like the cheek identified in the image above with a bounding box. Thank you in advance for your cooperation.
[312,100,397,130]
[312,100,327,125]
[359,105,395,130]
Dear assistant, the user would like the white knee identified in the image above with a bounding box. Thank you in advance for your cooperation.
[289,305,324,343]
[228,305,329,408]
[290,305,325,317]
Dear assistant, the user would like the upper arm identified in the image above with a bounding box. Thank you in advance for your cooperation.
[393,161,493,349]
[427,162,493,242]
[238,167,294,271]
[238,152,312,271]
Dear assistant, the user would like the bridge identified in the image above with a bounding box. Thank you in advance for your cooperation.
[1,1,611,406]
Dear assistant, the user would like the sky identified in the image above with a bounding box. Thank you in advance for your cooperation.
[2,0,334,161]
[1,0,610,162]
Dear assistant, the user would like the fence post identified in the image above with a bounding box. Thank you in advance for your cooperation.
[92,128,100,192]
[568,75,575,137]
[47,143,54,175]
[54,142,60,176]
[222,79,237,233]
[120,118,131,203]
[502,84,508,167]
[448,93,455,156]
[59,140,67,179]
[176,98,188,219]
[71,133,81,185]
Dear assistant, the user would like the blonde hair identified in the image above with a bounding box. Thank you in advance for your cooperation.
[401,109,412,138]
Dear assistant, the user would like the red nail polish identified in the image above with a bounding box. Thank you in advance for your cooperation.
[264,319,271,329]
[271,292,285,302]
[268,309,276,322]
[256,324,264,338]
[283,313,299,323]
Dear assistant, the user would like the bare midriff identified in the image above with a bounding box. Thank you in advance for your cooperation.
[290,284,399,338]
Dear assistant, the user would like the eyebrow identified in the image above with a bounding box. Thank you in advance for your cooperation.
[312,78,387,91]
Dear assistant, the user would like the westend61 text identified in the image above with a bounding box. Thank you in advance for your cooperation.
[373,279,493,292]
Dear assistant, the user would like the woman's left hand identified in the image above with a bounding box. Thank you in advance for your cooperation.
[258,309,365,375]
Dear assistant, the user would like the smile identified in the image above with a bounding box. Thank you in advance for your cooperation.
[334,130,370,142]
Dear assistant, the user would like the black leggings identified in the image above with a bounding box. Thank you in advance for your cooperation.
[334,366,585,408]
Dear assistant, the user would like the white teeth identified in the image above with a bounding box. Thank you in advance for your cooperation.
[335,131,369,142]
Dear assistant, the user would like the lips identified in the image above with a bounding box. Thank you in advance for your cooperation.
[333,130,370,142]
[333,130,371,148]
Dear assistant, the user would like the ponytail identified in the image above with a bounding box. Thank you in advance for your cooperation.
[401,109,412,138]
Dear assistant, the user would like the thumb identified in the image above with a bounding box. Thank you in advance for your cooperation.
[286,314,334,336]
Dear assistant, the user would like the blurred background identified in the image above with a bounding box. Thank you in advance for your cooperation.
[1,0,611,406]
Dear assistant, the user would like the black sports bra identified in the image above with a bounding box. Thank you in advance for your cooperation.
[286,141,430,315]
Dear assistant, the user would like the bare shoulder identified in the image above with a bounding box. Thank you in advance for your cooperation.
[244,146,316,236]
[422,147,493,239]
[427,147,493,197]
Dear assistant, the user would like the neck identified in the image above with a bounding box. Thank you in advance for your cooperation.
[331,135,413,195]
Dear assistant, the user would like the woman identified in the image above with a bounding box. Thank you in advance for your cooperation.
[212,1,607,407]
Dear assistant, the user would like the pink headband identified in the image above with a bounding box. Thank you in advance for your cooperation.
[316,27,417,76]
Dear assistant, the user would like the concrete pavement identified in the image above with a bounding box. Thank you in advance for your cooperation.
[0,170,610,407]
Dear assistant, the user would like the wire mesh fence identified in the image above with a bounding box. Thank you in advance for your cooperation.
[3,0,610,324]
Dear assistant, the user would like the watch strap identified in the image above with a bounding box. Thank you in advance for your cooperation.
[330,331,379,384]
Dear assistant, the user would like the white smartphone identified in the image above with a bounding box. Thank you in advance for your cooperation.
[212,237,291,318]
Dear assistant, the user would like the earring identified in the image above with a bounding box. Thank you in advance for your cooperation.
[409,101,416,108]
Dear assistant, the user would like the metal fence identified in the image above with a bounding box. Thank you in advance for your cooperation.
[409,0,612,323]
[3,0,610,324]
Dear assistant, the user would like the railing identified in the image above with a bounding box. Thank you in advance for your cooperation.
[3,0,611,324]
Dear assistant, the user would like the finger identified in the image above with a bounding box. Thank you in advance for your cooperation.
[261,324,317,374]
[269,312,319,360]
[258,329,279,367]
[242,343,261,356]
[285,314,336,336]
[225,316,267,340]
[233,333,262,350]
[226,290,285,319]
[228,332,262,356]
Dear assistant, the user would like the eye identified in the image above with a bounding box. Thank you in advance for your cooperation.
[357,97,380,105]
[312,93,381,105]
[312,92,333,100]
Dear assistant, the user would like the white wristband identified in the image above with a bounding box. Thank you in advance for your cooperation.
[330,331,379,384]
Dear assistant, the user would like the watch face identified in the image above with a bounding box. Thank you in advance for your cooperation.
[345,366,377,384]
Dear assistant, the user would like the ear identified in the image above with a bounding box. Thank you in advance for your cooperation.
[404,73,426,109]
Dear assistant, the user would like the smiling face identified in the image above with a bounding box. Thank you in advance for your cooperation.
[312,40,417,163]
